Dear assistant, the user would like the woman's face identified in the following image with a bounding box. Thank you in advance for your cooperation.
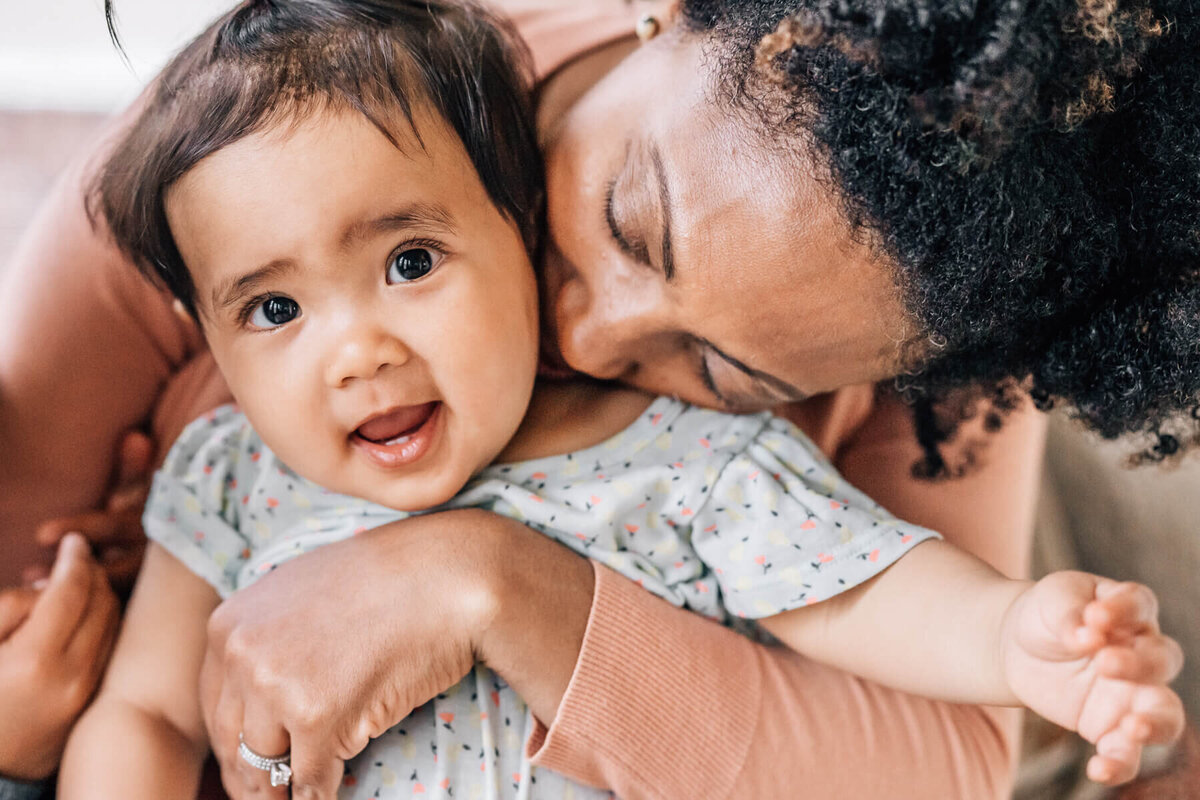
[541,27,917,411]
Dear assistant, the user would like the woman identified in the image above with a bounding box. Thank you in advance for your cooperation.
[0,0,1195,797]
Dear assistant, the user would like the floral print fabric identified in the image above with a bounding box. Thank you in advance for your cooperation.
[145,396,938,798]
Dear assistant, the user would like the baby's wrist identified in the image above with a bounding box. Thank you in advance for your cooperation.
[997,579,1040,703]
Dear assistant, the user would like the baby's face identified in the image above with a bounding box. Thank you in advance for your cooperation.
[167,108,539,510]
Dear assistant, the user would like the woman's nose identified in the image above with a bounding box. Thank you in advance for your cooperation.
[323,321,411,388]
[555,269,667,381]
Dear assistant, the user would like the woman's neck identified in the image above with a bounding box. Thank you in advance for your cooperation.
[496,379,655,464]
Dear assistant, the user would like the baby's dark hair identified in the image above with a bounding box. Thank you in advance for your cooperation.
[682,0,1200,473]
[91,0,542,318]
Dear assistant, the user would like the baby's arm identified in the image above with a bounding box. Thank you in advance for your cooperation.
[759,540,1185,784]
[59,543,219,799]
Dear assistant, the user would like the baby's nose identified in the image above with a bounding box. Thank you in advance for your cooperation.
[325,324,411,388]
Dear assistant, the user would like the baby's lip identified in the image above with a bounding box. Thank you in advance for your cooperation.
[353,402,439,443]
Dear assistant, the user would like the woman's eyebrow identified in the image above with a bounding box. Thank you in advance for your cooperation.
[649,141,676,282]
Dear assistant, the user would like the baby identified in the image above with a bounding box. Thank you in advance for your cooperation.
[60,0,1183,798]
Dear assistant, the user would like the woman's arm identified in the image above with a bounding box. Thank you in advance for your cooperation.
[201,399,1042,800]
[59,544,217,799]
[505,394,1048,799]
[0,106,229,586]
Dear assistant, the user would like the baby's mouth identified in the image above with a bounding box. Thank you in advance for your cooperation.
[353,401,439,445]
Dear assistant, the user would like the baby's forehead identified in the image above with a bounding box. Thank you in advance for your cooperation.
[170,104,470,218]
[167,109,492,307]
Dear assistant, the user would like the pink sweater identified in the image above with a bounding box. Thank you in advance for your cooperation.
[0,1,1047,796]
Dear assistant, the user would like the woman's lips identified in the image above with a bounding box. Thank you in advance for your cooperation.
[351,401,441,469]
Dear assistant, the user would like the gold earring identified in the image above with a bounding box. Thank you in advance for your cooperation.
[635,14,660,43]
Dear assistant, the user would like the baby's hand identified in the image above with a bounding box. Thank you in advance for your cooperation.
[0,535,120,781]
[1002,571,1185,785]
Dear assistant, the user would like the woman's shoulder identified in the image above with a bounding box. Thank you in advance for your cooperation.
[487,0,651,80]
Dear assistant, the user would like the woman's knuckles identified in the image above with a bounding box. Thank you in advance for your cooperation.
[206,604,238,649]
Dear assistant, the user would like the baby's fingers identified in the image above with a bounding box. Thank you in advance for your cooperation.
[1125,686,1186,745]
[1087,729,1143,785]
[1096,635,1185,685]
[1085,582,1159,639]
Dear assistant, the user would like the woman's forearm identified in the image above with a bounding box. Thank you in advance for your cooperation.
[474,515,595,724]
[0,102,223,584]
[524,563,1019,800]
[469,509,1020,799]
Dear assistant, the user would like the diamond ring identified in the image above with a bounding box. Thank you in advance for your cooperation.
[238,733,292,787]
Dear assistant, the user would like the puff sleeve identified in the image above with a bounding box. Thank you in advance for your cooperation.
[689,416,940,619]
[141,405,253,598]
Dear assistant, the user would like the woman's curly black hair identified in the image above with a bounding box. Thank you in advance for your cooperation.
[681,0,1200,476]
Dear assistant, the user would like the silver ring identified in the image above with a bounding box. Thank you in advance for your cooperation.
[238,733,293,787]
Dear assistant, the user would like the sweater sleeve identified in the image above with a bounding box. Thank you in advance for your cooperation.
[527,562,1018,799]
[527,393,1046,799]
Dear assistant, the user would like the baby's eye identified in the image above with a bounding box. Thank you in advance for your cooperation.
[248,296,300,329]
[386,247,442,284]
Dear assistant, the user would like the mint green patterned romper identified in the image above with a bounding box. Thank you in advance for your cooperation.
[144,396,939,799]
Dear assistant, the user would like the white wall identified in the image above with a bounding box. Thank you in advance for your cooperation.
[1,0,238,111]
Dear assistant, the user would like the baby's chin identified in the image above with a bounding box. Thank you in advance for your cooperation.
[318,459,482,513]
[329,474,465,513]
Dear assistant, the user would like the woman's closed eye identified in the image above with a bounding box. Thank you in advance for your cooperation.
[246,295,301,330]
[604,177,651,266]
[700,343,807,410]
[386,245,445,284]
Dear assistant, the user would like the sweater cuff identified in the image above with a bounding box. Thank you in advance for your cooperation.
[527,561,762,799]
[0,777,48,800]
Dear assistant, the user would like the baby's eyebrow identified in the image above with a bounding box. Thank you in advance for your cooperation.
[338,201,457,251]
[212,259,296,314]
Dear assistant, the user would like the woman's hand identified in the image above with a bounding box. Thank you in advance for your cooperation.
[28,431,154,593]
[199,509,594,800]
[0,535,120,781]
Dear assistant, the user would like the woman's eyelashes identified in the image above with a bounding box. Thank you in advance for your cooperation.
[386,245,445,284]
[604,175,651,265]
[700,348,780,410]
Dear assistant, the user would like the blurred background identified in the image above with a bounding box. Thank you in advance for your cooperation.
[2,1,1197,797]
[0,0,235,258]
